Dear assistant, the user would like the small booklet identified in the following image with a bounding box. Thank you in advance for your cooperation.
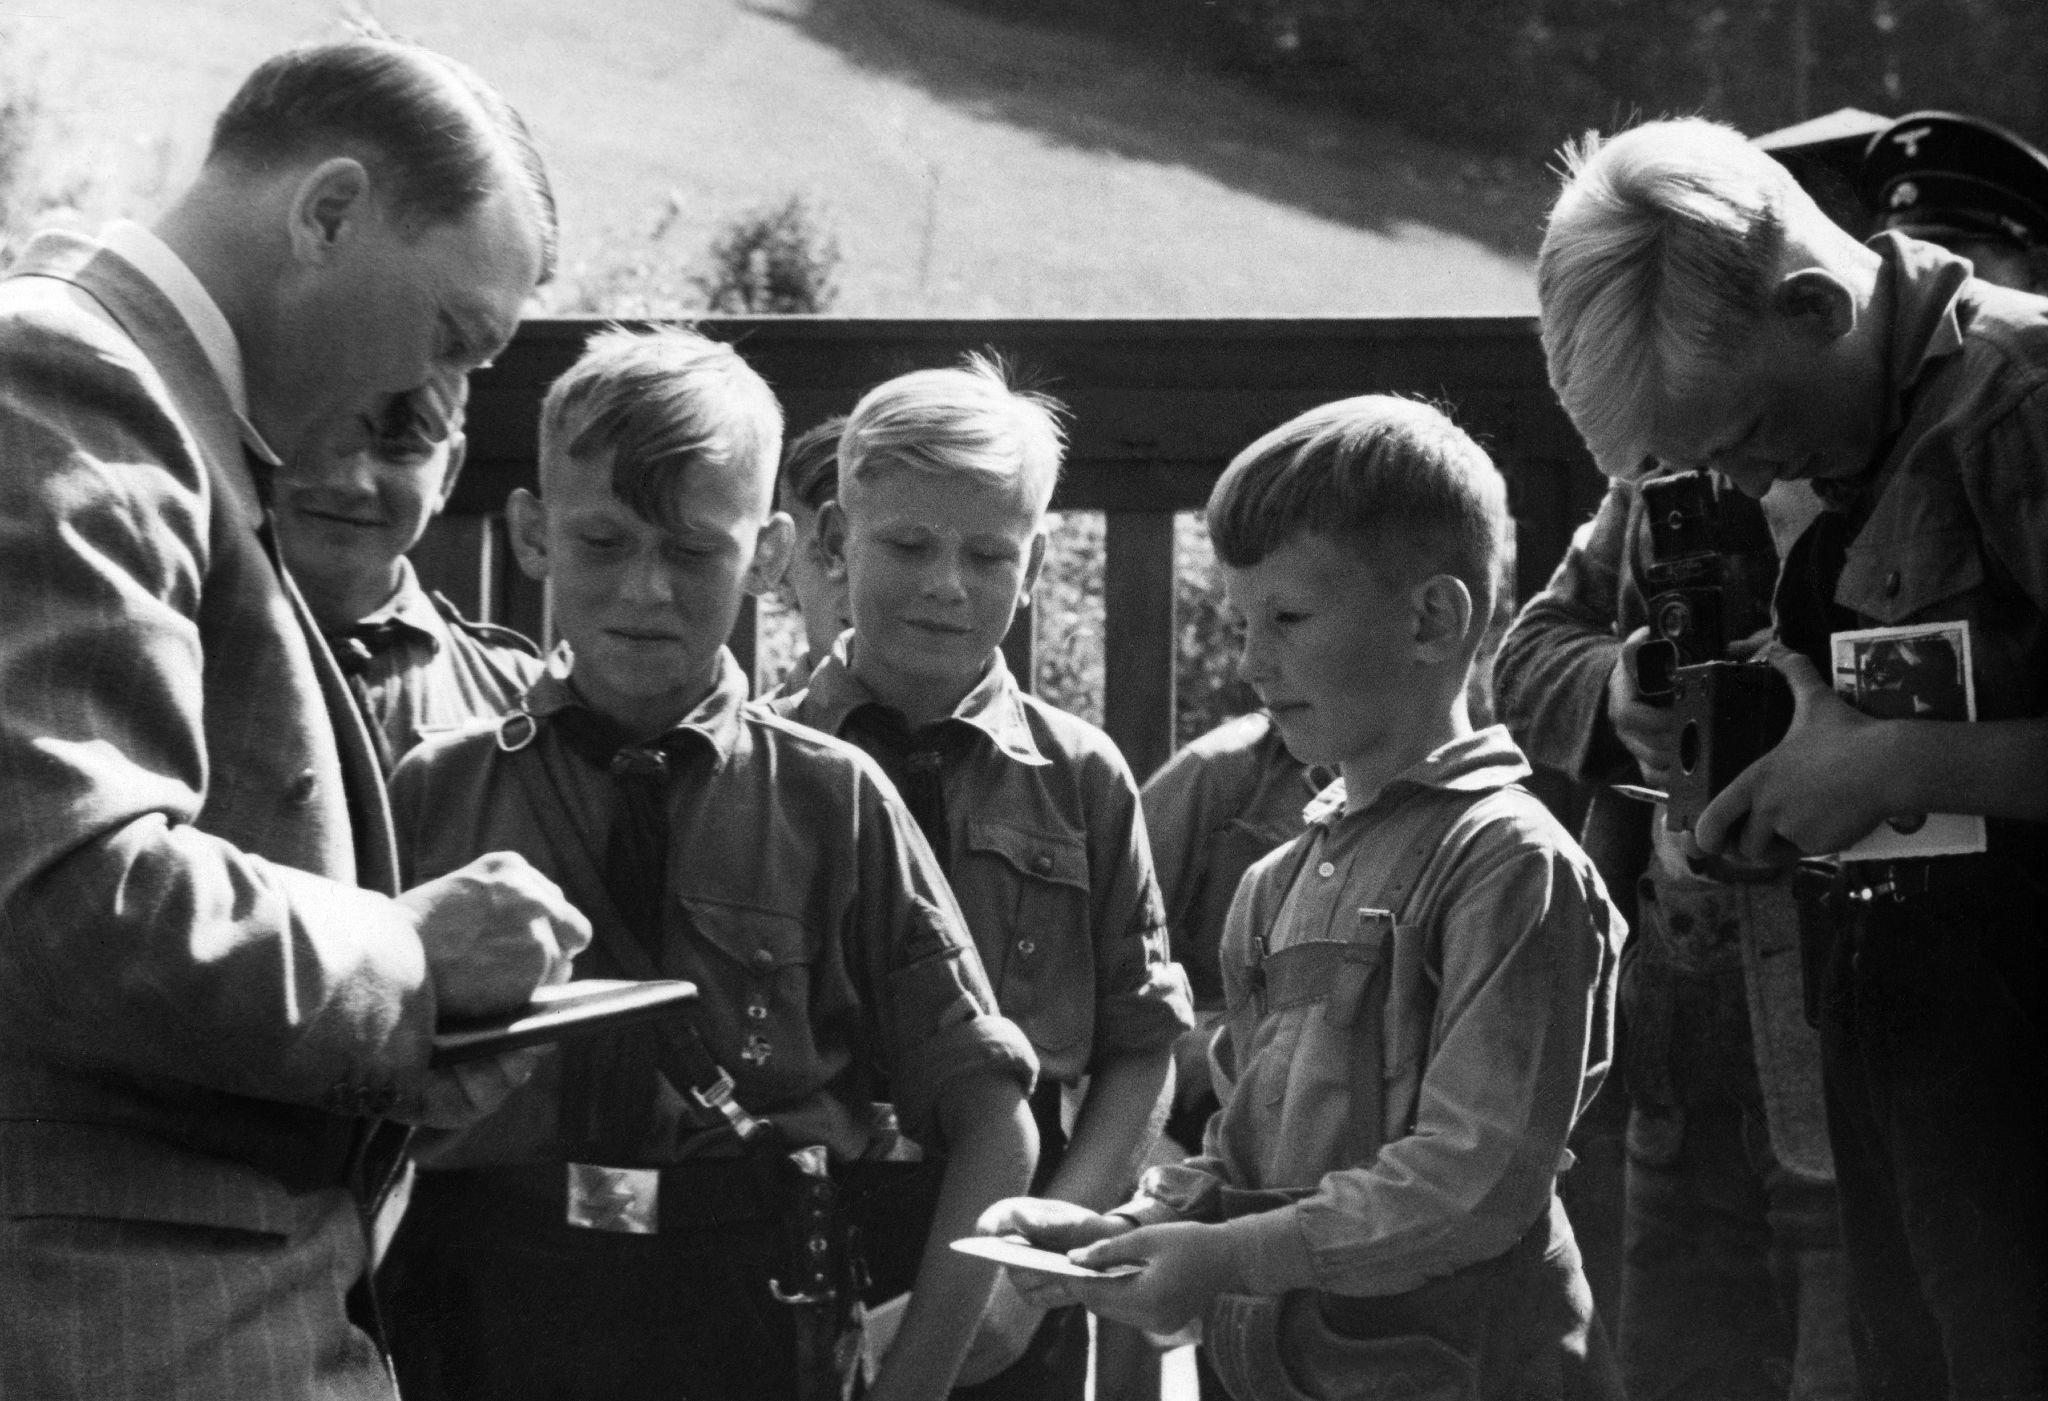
[1829,620,1987,860]
[430,978,699,1067]
[950,1235,1144,1279]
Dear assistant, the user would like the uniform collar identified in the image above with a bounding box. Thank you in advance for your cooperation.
[99,220,278,466]
[338,558,442,653]
[801,635,1049,767]
[1303,725,1531,826]
[521,647,750,767]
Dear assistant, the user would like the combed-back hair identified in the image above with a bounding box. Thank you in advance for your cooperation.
[1207,394,1511,634]
[778,415,847,515]
[207,35,558,282]
[840,352,1065,513]
[1538,118,1800,478]
[539,326,783,530]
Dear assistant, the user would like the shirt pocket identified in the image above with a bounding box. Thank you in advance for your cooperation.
[963,819,1093,1056]
[675,897,823,1105]
[1838,526,1984,627]
[1246,916,1391,1110]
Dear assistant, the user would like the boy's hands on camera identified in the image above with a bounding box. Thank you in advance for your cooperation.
[1694,647,1891,865]
[1609,627,1682,786]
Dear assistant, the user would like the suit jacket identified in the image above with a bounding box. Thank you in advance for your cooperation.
[0,231,435,1240]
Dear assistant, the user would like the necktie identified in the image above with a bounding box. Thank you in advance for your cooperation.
[328,621,409,775]
[842,705,957,878]
[550,706,700,1155]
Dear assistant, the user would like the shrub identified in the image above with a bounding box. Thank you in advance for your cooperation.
[690,195,842,315]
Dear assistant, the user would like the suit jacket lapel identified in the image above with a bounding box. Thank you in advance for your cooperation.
[13,234,402,898]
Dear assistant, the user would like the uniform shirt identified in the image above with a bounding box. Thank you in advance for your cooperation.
[1141,711,1325,1009]
[1774,232,2048,868]
[325,557,543,772]
[1122,730,1623,1299]
[389,650,1036,1165]
[782,643,1193,1086]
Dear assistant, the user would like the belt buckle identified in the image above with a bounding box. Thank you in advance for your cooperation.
[565,1162,659,1234]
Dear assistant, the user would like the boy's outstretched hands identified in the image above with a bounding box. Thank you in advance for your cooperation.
[974,1198,1247,1335]
[1694,646,1890,864]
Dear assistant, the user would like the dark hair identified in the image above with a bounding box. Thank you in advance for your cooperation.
[207,38,557,281]
[1207,394,1511,627]
[540,327,783,532]
[778,415,846,514]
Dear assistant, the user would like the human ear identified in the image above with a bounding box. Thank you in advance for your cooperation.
[287,158,374,266]
[817,500,850,581]
[744,512,796,597]
[505,488,550,582]
[1411,574,1474,663]
[1017,529,1049,607]
[431,434,469,516]
[1771,268,1856,347]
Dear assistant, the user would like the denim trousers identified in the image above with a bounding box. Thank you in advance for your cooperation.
[1816,868,2046,1401]
[1619,875,1856,1401]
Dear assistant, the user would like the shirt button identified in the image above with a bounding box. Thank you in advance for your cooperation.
[1031,854,1054,876]
[747,1003,769,1021]
[750,949,775,971]
[287,770,318,807]
[1883,569,1902,598]
[1317,861,1336,878]
[1017,939,1036,956]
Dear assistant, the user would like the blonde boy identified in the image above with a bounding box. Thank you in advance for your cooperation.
[983,396,1624,1401]
[380,328,1038,1401]
[780,354,1193,1396]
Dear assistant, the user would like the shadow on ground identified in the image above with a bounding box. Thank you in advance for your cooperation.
[743,0,1554,262]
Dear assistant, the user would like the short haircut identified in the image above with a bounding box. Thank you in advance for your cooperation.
[1539,118,1802,478]
[208,36,558,282]
[1207,395,1511,639]
[778,415,847,516]
[839,352,1065,514]
[538,326,783,529]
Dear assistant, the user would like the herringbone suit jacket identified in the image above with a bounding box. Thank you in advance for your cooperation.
[0,231,434,1398]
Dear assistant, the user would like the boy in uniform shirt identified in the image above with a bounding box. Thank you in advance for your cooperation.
[762,413,852,701]
[377,328,1039,1401]
[779,354,1194,1396]
[272,377,542,772]
[983,396,1626,1401]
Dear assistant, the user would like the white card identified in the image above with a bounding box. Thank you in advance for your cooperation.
[950,1235,1143,1278]
[1829,620,1987,860]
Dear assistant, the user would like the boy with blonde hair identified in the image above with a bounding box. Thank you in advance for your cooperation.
[379,327,1039,1401]
[1539,117,2048,1401]
[780,353,1193,1397]
[982,395,1624,1401]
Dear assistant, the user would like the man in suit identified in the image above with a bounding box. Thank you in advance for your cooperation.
[0,36,590,1400]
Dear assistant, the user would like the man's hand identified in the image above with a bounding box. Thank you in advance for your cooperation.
[398,852,593,1018]
[1694,648,1893,864]
[976,1196,1131,1254]
[1610,627,1682,786]
[407,1045,549,1130]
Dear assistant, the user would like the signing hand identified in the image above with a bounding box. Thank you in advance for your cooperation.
[408,1045,550,1130]
[1694,648,1896,864]
[399,852,593,1018]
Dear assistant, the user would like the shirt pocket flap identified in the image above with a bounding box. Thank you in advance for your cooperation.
[1260,938,1354,1011]
[1838,527,1983,626]
[678,898,815,971]
[965,819,1090,892]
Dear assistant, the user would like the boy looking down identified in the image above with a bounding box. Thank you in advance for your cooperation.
[983,396,1624,1401]
[379,328,1038,1401]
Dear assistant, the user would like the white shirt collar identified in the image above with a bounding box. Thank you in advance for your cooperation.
[99,220,278,465]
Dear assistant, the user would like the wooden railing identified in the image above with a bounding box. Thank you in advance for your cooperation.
[415,317,1604,782]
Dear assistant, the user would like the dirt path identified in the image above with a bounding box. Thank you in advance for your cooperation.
[8,0,1546,313]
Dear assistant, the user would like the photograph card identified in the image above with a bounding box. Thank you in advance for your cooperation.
[950,1235,1144,1279]
[1829,620,1987,860]
[430,978,699,1067]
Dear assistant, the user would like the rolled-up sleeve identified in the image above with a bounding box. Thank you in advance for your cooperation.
[1085,749,1196,1068]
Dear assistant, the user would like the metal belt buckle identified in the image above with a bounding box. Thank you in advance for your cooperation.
[565,1162,659,1234]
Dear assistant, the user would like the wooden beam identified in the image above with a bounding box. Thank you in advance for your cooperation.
[1103,511,1178,783]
